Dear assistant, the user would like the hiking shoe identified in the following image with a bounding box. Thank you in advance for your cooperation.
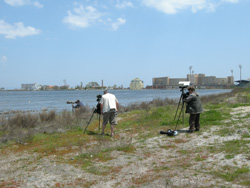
[195,129,200,132]
[187,130,194,133]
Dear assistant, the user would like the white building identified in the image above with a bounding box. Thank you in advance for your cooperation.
[21,83,41,90]
[130,78,144,90]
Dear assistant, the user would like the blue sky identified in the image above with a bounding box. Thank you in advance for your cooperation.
[0,0,249,89]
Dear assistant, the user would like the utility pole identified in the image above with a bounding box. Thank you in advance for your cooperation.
[189,66,192,84]
[192,70,194,86]
[239,65,242,83]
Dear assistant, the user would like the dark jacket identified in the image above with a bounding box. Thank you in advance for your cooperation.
[185,92,203,114]
[73,102,84,108]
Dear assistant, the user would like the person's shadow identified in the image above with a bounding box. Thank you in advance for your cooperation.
[176,129,189,133]
[86,131,99,135]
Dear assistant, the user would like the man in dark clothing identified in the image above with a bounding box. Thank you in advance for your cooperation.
[72,100,84,109]
[184,86,203,133]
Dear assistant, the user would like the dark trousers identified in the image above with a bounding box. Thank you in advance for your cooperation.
[189,114,200,131]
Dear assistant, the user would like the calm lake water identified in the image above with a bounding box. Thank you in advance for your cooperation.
[0,89,231,114]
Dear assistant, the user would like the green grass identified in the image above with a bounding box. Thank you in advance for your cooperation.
[200,109,230,126]
[206,139,250,156]
[214,127,234,137]
[213,166,250,182]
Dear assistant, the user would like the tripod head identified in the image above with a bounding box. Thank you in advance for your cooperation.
[94,95,102,114]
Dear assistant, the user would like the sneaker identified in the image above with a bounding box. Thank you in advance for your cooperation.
[195,129,200,132]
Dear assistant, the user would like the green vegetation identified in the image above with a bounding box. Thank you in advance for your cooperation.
[212,166,250,182]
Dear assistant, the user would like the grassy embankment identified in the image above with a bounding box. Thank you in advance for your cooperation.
[1,88,250,187]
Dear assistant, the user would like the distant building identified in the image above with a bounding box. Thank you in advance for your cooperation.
[153,74,234,88]
[194,74,234,86]
[152,77,169,89]
[130,78,144,90]
[86,82,100,87]
[235,80,250,87]
[21,83,41,90]
[152,77,186,89]
[86,82,103,89]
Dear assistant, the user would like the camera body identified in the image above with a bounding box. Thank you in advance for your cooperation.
[96,94,102,102]
[94,95,102,114]
[182,91,190,99]
[178,81,190,99]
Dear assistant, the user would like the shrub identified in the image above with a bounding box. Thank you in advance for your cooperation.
[39,110,56,122]
[8,112,38,129]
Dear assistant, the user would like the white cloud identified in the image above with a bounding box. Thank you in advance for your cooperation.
[63,5,104,28]
[33,1,43,8]
[111,18,126,30]
[4,0,43,8]
[142,0,210,14]
[4,0,26,6]
[221,0,239,3]
[142,0,239,14]
[1,56,8,67]
[0,20,41,39]
[115,1,134,9]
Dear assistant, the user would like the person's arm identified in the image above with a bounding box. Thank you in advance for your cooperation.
[100,103,103,114]
[116,101,119,112]
[184,93,196,103]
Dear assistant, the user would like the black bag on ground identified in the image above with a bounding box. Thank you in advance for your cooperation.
[160,129,177,136]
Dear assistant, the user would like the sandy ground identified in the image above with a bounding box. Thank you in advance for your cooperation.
[1,106,250,188]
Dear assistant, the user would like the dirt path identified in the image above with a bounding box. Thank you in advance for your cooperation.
[1,106,250,188]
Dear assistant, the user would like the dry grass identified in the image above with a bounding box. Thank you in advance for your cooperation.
[119,97,177,113]
[0,106,92,143]
[39,110,56,122]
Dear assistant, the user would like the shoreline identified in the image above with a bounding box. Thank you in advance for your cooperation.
[0,89,232,116]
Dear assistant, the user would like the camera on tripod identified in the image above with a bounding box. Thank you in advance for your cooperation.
[178,81,190,99]
[83,94,102,133]
[95,95,102,114]
[96,94,102,102]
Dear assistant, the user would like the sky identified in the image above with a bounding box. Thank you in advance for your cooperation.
[0,0,250,89]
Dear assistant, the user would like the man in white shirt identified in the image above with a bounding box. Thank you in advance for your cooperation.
[100,90,119,137]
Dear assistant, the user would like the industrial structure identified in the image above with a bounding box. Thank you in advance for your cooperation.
[153,74,234,89]
[130,78,144,90]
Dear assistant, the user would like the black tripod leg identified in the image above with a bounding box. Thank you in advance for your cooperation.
[174,94,183,120]
[98,114,101,131]
[175,101,185,131]
[83,110,95,134]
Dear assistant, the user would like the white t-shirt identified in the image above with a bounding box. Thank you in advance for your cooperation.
[100,93,118,113]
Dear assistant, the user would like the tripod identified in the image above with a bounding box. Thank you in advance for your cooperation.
[174,87,186,131]
[83,103,101,134]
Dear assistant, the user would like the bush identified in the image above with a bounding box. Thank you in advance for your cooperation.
[39,110,56,122]
[8,113,38,129]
